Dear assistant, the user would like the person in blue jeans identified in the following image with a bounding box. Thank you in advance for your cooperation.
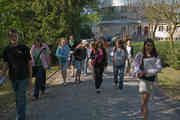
[0,29,32,120]
[73,43,87,84]
[81,40,89,76]
[112,39,127,89]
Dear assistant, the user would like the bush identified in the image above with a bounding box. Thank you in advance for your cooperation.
[133,41,180,69]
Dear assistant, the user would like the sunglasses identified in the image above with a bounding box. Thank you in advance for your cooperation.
[146,43,153,47]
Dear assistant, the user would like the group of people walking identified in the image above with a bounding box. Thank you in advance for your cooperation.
[0,29,162,120]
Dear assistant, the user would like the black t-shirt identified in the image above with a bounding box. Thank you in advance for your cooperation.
[3,44,31,81]
[74,47,87,61]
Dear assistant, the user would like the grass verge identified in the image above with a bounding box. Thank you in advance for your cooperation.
[158,67,180,100]
[0,66,59,113]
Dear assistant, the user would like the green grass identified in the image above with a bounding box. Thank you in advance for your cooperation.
[0,65,59,113]
[158,67,180,100]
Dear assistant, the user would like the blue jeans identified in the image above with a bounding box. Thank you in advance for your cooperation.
[75,60,82,74]
[113,65,125,84]
[34,66,46,98]
[82,57,89,74]
[11,79,28,120]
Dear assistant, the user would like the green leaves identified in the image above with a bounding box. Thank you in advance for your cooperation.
[0,0,99,52]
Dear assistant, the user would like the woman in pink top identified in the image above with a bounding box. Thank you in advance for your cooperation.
[91,40,108,94]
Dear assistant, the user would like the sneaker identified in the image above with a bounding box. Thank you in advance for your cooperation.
[96,89,101,94]
[41,91,45,95]
[119,81,123,90]
[63,82,67,86]
[32,96,39,101]
[74,79,79,85]
[113,82,118,88]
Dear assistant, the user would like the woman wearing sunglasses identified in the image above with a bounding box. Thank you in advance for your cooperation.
[132,38,162,120]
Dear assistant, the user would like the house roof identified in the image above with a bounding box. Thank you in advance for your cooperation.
[96,19,139,25]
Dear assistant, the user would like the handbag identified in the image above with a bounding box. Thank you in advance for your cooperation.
[32,48,46,77]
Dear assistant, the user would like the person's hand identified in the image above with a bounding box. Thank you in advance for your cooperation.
[137,72,145,78]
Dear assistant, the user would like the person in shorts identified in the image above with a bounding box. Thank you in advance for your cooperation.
[56,38,70,86]
[132,38,162,120]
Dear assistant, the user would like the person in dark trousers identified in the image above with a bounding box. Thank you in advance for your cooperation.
[91,40,108,93]
[0,29,33,120]
[30,36,51,100]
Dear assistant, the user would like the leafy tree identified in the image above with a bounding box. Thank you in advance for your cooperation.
[142,0,180,49]
[0,0,99,54]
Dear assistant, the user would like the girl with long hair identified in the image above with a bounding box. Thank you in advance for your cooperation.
[91,40,108,93]
[133,38,162,120]
[56,38,70,86]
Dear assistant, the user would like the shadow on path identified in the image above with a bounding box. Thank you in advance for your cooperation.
[4,66,180,120]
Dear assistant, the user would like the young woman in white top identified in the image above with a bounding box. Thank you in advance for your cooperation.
[125,40,134,75]
[133,39,162,120]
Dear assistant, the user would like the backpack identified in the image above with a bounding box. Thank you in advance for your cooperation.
[114,48,126,66]
[74,48,85,61]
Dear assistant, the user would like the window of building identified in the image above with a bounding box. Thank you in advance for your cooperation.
[166,26,169,32]
[159,25,164,32]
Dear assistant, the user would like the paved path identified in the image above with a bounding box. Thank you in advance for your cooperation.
[6,66,180,120]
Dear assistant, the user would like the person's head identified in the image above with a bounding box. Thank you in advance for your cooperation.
[96,40,104,49]
[81,40,88,47]
[90,41,95,49]
[8,29,19,46]
[69,35,73,41]
[143,38,158,58]
[59,38,66,46]
[35,36,43,47]
[115,39,125,49]
[127,40,131,46]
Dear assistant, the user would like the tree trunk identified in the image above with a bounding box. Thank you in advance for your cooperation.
[169,34,174,49]
[152,24,158,40]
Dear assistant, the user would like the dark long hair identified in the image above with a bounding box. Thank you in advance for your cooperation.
[95,40,108,67]
[143,38,158,58]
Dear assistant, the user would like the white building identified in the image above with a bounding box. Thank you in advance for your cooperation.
[154,24,180,41]
[94,0,180,41]
[95,0,145,41]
